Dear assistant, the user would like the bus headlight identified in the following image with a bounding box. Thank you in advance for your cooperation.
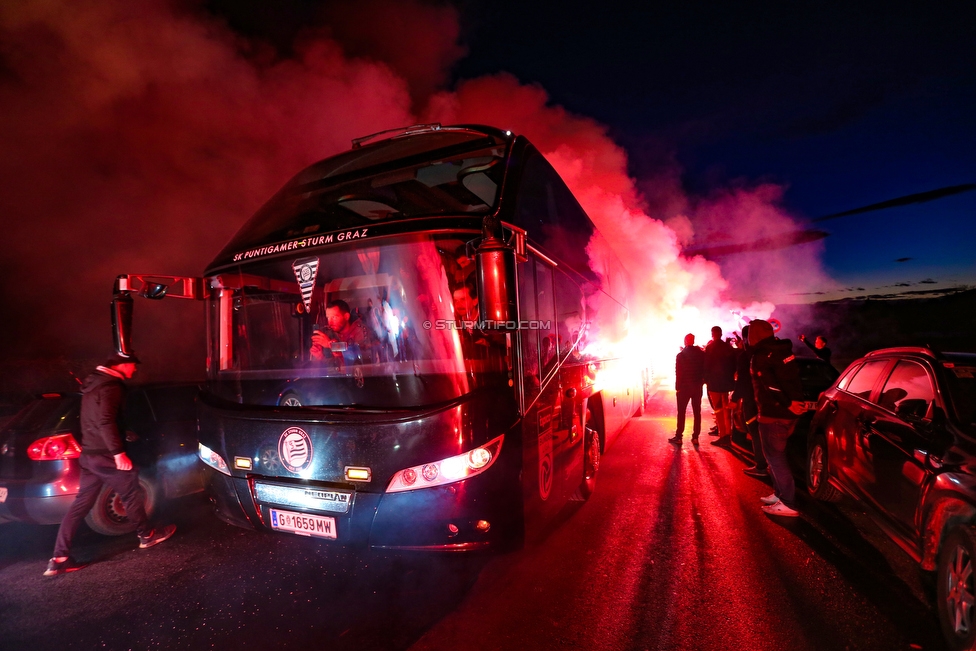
[199,442,230,476]
[386,435,503,493]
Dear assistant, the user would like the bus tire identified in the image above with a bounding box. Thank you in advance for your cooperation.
[570,426,601,502]
[85,476,158,536]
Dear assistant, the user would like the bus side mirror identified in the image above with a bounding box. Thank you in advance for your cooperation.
[475,236,517,328]
[112,292,134,356]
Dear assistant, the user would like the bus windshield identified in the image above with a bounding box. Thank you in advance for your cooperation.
[223,139,507,253]
[207,234,509,409]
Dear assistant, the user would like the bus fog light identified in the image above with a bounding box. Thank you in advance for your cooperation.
[447,523,459,537]
[422,463,439,482]
[475,520,490,532]
[345,466,371,482]
[402,468,417,486]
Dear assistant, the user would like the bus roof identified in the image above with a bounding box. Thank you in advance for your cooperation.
[209,125,513,271]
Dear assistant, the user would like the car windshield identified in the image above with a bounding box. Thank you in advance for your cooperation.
[798,359,839,393]
[207,234,509,409]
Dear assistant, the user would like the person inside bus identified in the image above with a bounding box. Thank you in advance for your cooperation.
[452,278,480,325]
[453,278,492,359]
[310,299,372,365]
[451,243,476,288]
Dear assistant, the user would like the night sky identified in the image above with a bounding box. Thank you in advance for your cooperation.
[209,0,976,298]
[451,1,976,298]
[0,0,974,385]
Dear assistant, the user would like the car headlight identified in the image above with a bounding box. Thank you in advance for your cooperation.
[198,442,230,476]
[386,435,503,493]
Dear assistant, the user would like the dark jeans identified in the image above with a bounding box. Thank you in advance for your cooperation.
[53,454,150,557]
[759,419,797,508]
[747,419,768,470]
[675,388,703,438]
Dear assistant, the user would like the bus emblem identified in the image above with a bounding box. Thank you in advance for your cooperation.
[538,406,553,500]
[292,257,319,313]
[278,427,313,473]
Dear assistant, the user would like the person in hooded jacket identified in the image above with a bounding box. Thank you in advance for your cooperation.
[44,352,176,577]
[704,326,737,447]
[749,320,806,517]
[669,333,706,446]
[732,325,768,478]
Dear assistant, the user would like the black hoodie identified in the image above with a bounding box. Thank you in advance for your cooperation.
[750,337,804,421]
[79,369,127,457]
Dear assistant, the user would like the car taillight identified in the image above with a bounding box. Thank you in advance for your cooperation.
[386,435,504,493]
[27,434,82,461]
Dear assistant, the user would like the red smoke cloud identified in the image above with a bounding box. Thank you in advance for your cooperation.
[425,75,832,375]
[0,0,420,383]
[0,0,832,391]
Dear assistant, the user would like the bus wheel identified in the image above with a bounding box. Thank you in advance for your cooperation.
[570,427,601,502]
[85,476,158,536]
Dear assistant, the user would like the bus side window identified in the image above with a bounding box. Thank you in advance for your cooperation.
[519,255,540,405]
[553,269,584,361]
[534,260,558,380]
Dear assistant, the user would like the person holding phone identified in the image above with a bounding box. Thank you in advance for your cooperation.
[310,299,370,364]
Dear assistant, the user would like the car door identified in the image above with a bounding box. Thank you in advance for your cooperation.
[829,359,891,498]
[864,359,938,536]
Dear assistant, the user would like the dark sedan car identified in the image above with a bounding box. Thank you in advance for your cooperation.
[0,383,204,535]
[805,347,976,651]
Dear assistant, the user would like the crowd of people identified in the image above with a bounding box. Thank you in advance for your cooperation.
[669,320,832,519]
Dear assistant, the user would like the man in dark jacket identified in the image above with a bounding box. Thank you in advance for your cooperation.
[44,352,176,576]
[669,334,705,446]
[798,334,833,367]
[732,325,768,478]
[749,321,806,517]
[704,326,737,447]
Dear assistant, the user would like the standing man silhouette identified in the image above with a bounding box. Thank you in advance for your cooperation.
[669,334,705,446]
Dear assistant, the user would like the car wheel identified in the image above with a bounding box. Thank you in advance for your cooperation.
[938,525,976,651]
[85,476,157,536]
[280,392,302,407]
[807,433,841,502]
[570,427,601,502]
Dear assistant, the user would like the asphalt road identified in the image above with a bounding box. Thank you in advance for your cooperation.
[0,393,946,650]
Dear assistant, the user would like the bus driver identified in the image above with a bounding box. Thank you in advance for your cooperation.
[310,299,371,364]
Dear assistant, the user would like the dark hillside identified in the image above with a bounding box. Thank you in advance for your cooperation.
[772,288,976,370]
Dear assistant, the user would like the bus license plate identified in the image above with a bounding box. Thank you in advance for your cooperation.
[269,508,336,539]
[0,487,7,503]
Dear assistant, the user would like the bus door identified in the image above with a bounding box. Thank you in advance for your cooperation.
[518,255,583,527]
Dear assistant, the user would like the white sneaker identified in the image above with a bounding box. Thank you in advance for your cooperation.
[762,502,799,517]
[760,493,780,506]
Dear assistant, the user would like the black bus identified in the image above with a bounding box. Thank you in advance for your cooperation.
[113,124,643,551]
